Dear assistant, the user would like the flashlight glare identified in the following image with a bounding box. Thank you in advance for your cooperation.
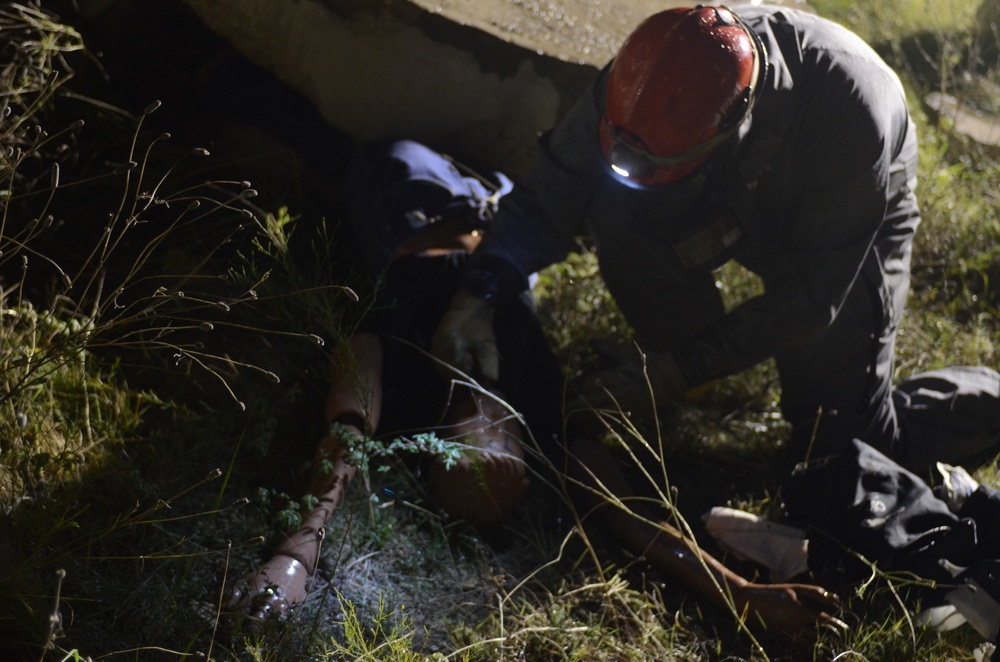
[610,163,630,178]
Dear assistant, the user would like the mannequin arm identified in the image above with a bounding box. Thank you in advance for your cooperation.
[569,435,843,643]
[230,333,384,621]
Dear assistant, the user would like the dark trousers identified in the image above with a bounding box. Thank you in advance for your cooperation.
[358,253,564,453]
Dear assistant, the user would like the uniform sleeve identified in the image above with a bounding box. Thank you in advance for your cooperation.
[463,71,611,302]
[676,56,904,385]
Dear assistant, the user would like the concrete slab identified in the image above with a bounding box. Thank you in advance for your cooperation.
[181,0,592,169]
[404,0,683,66]
[926,91,1000,148]
[178,0,810,170]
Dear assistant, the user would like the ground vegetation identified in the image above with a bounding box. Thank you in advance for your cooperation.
[1,0,999,660]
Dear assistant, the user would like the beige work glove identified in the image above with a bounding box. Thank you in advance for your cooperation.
[702,507,810,583]
[570,344,688,416]
[431,289,500,382]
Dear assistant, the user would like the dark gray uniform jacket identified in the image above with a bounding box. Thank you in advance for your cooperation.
[465,6,999,470]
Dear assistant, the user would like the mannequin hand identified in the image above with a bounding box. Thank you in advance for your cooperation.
[227,554,310,624]
[431,289,499,382]
[736,582,847,643]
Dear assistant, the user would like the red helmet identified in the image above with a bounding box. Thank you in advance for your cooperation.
[599,6,765,187]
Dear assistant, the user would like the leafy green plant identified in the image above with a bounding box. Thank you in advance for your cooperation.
[332,423,463,477]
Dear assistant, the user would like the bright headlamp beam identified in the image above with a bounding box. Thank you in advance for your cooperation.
[610,163,631,178]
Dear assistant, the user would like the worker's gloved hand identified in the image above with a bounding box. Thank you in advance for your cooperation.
[431,288,500,382]
[570,344,688,416]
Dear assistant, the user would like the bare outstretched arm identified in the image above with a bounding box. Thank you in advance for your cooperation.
[229,333,383,621]
[569,435,845,643]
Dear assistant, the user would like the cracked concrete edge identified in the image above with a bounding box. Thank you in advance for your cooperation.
[180,0,611,170]
[926,92,1000,147]
[177,0,816,170]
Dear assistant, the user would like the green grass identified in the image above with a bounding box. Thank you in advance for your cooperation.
[811,0,979,35]
[2,0,1000,661]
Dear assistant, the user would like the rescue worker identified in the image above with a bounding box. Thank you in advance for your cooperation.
[431,4,1000,475]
